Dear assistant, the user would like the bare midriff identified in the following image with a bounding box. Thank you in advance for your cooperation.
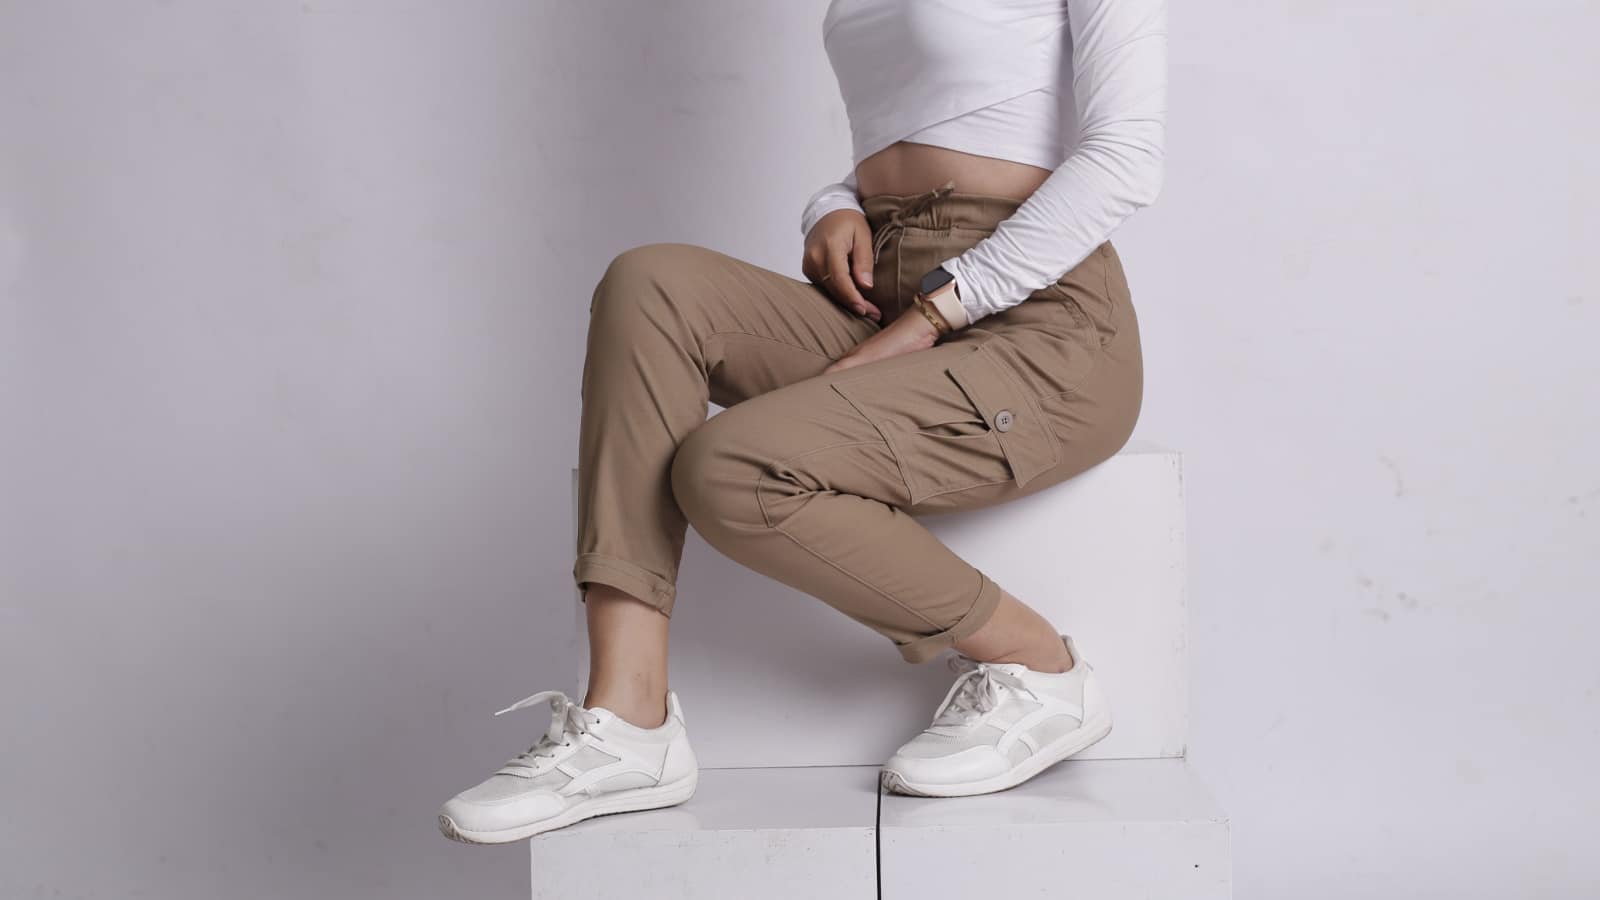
[853,140,1052,203]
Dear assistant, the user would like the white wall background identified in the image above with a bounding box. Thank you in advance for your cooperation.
[1,1,1595,898]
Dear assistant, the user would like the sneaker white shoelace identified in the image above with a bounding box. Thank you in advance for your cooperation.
[490,690,601,777]
[925,654,1042,735]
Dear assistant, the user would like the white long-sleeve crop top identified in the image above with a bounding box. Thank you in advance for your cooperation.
[800,0,1168,328]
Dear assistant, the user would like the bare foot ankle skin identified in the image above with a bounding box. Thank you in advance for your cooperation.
[582,689,668,730]
[952,589,1074,673]
[581,583,672,729]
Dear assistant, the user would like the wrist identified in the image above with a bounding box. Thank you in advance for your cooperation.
[910,292,951,342]
[917,265,970,332]
[923,281,968,331]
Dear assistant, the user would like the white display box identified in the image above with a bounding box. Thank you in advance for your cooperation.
[571,440,1188,768]
[879,758,1231,899]
[528,765,879,900]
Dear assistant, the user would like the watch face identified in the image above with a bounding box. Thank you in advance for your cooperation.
[919,266,955,295]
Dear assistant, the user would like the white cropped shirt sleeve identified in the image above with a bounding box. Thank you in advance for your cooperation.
[940,0,1167,325]
[800,169,864,238]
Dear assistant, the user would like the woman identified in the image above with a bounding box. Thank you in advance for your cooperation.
[439,0,1166,844]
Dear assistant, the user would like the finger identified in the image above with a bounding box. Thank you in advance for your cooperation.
[828,242,880,321]
[849,219,875,291]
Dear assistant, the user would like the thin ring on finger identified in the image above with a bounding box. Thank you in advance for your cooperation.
[817,272,835,283]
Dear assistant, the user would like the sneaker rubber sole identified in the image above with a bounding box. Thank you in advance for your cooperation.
[880,714,1113,798]
[438,770,699,845]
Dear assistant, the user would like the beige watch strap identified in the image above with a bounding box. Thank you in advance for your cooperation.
[923,280,970,330]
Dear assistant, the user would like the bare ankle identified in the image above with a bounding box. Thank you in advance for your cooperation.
[581,583,672,729]
[953,590,1074,672]
[1008,638,1073,673]
[583,689,667,729]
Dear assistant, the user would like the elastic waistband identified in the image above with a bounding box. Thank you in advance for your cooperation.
[862,182,1025,233]
[864,181,1026,264]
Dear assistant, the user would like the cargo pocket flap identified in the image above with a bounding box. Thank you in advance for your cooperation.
[944,344,1060,489]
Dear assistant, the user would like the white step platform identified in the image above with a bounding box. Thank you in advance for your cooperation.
[558,437,1226,898]
[879,758,1231,899]
[528,765,879,900]
[571,439,1188,768]
[528,759,1229,899]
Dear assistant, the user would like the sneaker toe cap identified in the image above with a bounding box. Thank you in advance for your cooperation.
[883,744,1007,786]
[439,787,565,835]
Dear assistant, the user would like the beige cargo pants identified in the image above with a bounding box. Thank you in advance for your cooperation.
[573,185,1142,664]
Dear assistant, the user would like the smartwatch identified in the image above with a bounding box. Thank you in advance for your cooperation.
[917,265,970,331]
[919,265,956,296]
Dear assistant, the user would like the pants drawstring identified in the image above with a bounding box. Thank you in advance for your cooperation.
[871,179,957,265]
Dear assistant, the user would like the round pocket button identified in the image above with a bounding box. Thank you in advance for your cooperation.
[994,409,1015,432]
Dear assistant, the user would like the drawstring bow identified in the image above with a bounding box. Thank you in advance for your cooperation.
[870,179,957,264]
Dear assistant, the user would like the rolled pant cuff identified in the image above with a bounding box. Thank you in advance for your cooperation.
[894,571,1003,665]
[573,553,676,615]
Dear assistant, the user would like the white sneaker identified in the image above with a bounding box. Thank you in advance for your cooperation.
[880,634,1112,797]
[438,689,698,844]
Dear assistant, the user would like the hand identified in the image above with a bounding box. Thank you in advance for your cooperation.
[822,306,940,375]
[802,209,880,322]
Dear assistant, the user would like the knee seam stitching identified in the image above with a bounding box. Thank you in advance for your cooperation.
[755,439,889,529]
[768,519,943,631]
[741,434,945,633]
